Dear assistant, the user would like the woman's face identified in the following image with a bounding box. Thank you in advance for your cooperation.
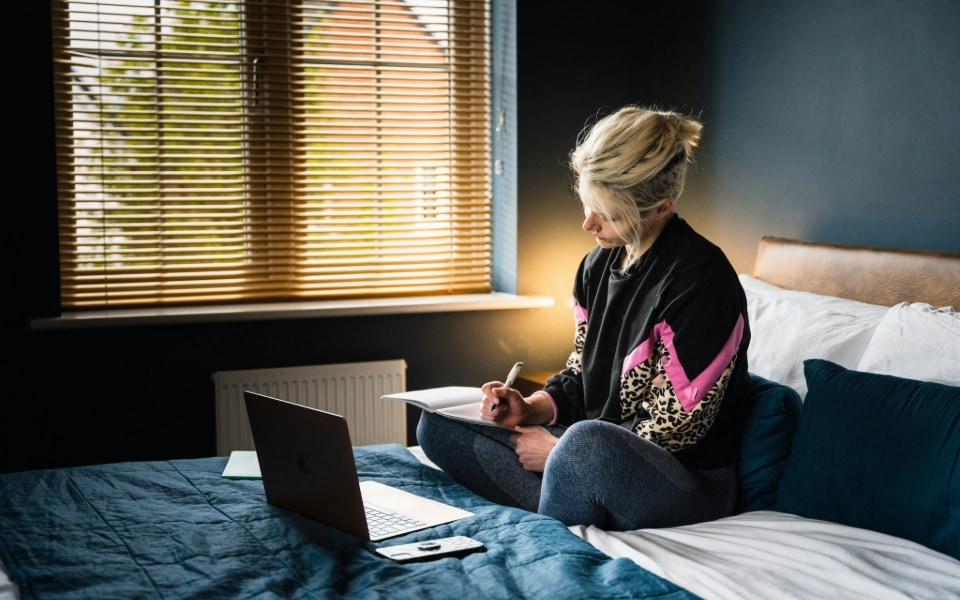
[579,182,633,247]
[582,204,631,248]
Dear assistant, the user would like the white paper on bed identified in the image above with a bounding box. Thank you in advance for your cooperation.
[738,275,888,398]
[570,511,960,600]
[0,559,19,600]
[221,450,261,479]
[857,302,960,386]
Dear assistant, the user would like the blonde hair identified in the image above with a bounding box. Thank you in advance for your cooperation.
[570,105,702,247]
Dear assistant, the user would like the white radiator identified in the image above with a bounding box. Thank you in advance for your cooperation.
[213,359,407,455]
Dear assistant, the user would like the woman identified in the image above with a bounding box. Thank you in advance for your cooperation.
[417,105,751,530]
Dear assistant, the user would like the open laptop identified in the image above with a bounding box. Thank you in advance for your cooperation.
[243,390,473,541]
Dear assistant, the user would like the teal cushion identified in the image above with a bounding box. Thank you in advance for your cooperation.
[775,359,960,560]
[737,374,802,512]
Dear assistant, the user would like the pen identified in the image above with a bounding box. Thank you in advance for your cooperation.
[490,361,523,412]
[503,361,524,388]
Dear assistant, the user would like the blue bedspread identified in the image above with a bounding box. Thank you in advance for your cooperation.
[0,444,698,599]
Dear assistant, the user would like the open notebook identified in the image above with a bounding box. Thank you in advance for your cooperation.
[243,390,473,541]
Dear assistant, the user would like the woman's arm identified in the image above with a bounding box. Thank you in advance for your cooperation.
[621,271,748,452]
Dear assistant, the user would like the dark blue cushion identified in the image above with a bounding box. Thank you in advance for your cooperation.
[775,359,960,560]
[737,374,802,512]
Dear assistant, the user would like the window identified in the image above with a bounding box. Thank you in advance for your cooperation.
[51,0,494,310]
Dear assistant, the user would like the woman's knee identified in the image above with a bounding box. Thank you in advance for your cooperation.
[415,410,433,446]
[546,420,619,474]
[551,420,618,458]
[415,411,459,459]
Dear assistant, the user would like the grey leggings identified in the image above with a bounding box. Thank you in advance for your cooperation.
[416,412,737,530]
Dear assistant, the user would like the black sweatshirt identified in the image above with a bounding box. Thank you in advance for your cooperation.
[542,215,752,469]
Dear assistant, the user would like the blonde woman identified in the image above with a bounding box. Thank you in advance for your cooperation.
[418,105,751,530]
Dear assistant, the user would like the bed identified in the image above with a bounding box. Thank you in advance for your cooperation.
[572,237,960,599]
[2,236,959,600]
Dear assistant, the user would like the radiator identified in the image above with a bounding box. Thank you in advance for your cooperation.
[213,359,407,455]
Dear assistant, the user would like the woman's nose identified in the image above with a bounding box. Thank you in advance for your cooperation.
[582,211,598,232]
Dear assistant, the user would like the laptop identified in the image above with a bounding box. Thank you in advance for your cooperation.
[243,390,473,541]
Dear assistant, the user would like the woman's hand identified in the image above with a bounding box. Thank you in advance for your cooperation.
[480,381,527,427]
[479,379,560,472]
[509,426,559,473]
[480,379,557,428]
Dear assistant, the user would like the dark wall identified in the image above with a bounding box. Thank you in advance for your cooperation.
[692,0,960,269]
[514,1,717,353]
[7,0,958,473]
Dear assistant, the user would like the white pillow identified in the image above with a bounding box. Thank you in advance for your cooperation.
[739,275,888,398]
[856,302,960,386]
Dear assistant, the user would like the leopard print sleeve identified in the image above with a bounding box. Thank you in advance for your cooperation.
[620,315,745,452]
[564,302,588,376]
[540,301,592,425]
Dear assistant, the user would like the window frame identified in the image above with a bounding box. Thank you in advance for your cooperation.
[34,0,525,329]
[47,0,518,316]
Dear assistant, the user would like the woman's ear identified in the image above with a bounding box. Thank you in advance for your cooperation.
[656,197,675,216]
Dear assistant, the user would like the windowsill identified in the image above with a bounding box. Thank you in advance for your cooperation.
[29,292,556,331]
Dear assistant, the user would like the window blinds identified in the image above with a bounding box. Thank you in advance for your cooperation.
[51,0,492,309]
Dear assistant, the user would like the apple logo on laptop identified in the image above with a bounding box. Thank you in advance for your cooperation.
[296,453,309,476]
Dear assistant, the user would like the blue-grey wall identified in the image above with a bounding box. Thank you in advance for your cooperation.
[518,1,959,305]
[696,0,960,269]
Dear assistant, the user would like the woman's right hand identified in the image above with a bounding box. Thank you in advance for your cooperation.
[480,381,528,427]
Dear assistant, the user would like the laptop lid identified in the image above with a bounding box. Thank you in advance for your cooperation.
[243,390,472,541]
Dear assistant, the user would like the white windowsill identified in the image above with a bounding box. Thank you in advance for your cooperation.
[30,292,556,330]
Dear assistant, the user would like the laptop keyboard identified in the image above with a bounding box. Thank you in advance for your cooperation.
[365,505,427,537]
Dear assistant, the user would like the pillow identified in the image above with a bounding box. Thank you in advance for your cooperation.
[736,374,802,512]
[857,302,960,386]
[775,359,960,560]
[739,274,888,398]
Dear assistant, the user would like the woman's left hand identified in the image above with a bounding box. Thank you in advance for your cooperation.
[509,426,559,473]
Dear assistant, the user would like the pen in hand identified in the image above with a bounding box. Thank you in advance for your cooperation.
[490,361,523,412]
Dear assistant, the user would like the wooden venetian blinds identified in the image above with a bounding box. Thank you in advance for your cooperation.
[50,0,492,309]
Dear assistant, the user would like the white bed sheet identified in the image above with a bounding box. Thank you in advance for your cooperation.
[408,448,960,599]
[570,511,960,600]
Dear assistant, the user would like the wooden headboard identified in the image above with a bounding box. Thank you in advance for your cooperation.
[752,236,960,308]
